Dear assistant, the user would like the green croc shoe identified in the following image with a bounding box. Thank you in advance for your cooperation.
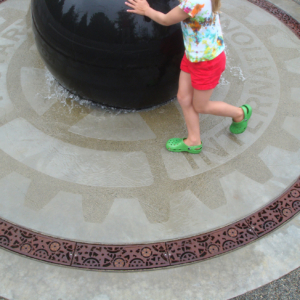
[229,104,252,134]
[166,138,202,154]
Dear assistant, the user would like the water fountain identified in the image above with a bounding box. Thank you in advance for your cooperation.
[31,0,184,109]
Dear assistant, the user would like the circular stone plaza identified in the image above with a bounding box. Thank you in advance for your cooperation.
[0,0,300,299]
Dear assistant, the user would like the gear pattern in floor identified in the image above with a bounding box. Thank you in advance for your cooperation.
[0,177,299,270]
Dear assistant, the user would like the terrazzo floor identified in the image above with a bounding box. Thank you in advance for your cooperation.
[0,0,300,299]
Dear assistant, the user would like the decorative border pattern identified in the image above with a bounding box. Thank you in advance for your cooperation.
[0,0,299,270]
[167,221,256,265]
[72,243,169,270]
[0,177,298,270]
[247,0,300,39]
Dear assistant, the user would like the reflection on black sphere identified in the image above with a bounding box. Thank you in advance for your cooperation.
[31,0,184,109]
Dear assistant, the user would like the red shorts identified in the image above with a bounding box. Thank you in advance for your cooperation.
[180,51,226,90]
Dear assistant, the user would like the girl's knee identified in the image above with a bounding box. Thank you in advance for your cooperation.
[177,92,193,107]
[193,102,209,114]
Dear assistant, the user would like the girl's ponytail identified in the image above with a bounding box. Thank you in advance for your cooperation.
[212,0,221,14]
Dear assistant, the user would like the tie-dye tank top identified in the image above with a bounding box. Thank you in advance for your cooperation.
[178,0,225,62]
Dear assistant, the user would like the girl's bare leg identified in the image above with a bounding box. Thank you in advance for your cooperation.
[177,73,245,147]
[193,89,244,121]
[177,71,202,146]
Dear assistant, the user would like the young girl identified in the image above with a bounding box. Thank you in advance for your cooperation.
[125,0,252,154]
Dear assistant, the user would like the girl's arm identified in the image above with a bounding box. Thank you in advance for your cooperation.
[125,0,189,26]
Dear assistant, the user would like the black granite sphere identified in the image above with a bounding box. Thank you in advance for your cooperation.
[31,0,184,109]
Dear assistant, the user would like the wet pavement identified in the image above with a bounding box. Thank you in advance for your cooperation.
[0,0,299,299]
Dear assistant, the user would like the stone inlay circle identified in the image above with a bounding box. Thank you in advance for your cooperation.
[0,0,299,270]
[0,236,9,247]
[228,228,238,238]
[20,244,32,253]
[293,201,300,210]
[113,258,125,268]
[282,208,293,217]
[291,189,300,198]
[49,242,61,252]
[208,244,219,254]
[141,247,152,258]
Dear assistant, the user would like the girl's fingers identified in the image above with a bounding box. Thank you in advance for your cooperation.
[125,1,137,8]
[125,2,135,8]
[125,0,147,15]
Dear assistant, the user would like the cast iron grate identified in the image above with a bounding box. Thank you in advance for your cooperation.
[246,184,300,237]
[167,221,256,265]
[0,221,76,265]
[72,243,169,270]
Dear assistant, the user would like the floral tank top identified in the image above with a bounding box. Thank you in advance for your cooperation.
[178,0,225,62]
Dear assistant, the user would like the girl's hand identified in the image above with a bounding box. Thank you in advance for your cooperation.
[125,0,150,16]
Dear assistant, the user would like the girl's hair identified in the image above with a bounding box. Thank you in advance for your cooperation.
[212,0,221,14]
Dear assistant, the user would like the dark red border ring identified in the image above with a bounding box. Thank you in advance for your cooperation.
[0,0,299,271]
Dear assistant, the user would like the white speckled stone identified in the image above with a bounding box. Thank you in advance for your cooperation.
[69,111,156,141]
[0,118,154,187]
[285,57,300,74]
[283,117,300,141]
[291,88,300,103]
[269,32,300,48]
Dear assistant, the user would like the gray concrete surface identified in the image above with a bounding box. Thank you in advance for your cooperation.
[0,0,299,299]
[232,268,300,299]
